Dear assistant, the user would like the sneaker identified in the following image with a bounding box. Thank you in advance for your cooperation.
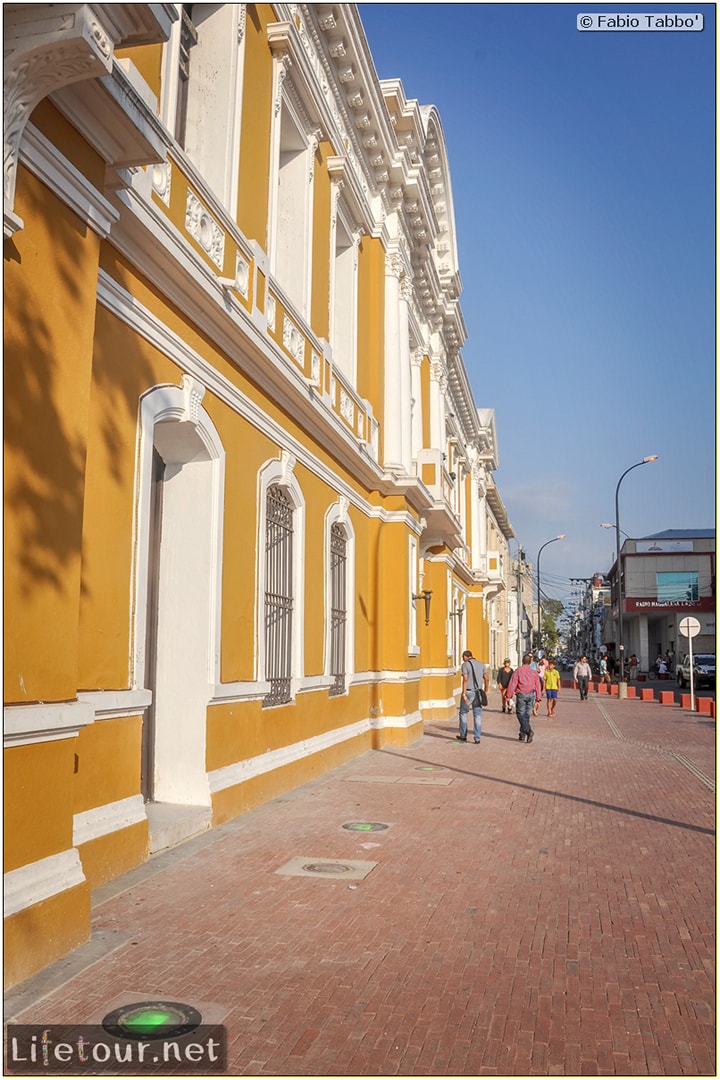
[455,735,467,742]
[527,731,534,744]
[474,739,481,744]
[518,733,525,742]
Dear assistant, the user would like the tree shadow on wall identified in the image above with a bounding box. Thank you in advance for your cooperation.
[4,174,156,602]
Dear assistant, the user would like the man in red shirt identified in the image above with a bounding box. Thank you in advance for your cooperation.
[506,653,543,743]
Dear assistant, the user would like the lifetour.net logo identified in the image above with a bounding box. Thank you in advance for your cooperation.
[5,1025,227,1075]
[578,12,704,30]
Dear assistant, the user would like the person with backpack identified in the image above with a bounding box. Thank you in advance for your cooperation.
[457,649,490,744]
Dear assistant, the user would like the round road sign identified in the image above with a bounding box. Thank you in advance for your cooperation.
[679,616,701,638]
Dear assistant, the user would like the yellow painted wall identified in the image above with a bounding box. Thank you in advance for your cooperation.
[78,822,148,891]
[29,100,106,188]
[4,740,76,873]
[76,296,182,690]
[356,235,385,443]
[116,44,164,99]
[73,716,143,814]
[421,355,431,448]
[4,882,90,991]
[237,4,274,244]
[212,729,372,824]
[4,167,99,704]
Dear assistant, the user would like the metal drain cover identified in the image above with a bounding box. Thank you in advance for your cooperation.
[342,822,389,832]
[276,856,377,880]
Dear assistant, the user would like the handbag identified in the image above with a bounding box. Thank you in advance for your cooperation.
[469,660,488,706]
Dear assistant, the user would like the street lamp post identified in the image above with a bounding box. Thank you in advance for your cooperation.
[600,523,629,561]
[614,456,658,695]
[536,535,566,652]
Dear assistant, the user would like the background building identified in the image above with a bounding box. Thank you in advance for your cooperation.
[4,3,514,987]
[604,529,716,671]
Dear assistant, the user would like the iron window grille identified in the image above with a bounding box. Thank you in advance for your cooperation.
[263,485,293,707]
[329,523,347,696]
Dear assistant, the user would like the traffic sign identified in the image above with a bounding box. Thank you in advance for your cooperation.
[679,616,701,638]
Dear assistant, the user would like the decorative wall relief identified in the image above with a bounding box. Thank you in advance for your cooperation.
[283,314,305,367]
[185,189,225,268]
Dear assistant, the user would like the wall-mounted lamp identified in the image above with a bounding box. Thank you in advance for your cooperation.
[450,604,465,636]
[412,589,433,625]
[449,471,457,482]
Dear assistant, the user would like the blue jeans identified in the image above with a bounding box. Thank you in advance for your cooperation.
[515,692,535,735]
[459,699,483,741]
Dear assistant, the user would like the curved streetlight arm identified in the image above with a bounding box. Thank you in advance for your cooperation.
[615,456,658,681]
[536,535,566,652]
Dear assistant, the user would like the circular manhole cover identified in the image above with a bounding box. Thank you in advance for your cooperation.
[342,822,389,832]
[102,1001,202,1040]
[302,861,354,874]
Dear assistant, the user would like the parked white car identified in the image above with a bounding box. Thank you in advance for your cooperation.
[676,653,715,689]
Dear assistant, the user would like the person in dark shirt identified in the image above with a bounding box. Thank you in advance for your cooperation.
[497,659,514,713]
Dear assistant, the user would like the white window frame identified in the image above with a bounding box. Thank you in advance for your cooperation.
[324,499,356,693]
[160,4,246,216]
[256,452,305,703]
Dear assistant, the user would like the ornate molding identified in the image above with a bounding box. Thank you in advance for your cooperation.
[181,374,206,425]
[185,189,225,268]
[4,5,114,223]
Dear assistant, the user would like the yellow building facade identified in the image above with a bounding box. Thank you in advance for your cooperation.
[4,3,513,988]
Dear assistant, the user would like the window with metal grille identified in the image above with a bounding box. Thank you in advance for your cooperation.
[263,485,293,707]
[329,523,347,696]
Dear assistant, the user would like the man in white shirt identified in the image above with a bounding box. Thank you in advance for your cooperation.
[573,656,592,701]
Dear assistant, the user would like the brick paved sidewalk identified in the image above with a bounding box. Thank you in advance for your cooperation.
[6,691,715,1076]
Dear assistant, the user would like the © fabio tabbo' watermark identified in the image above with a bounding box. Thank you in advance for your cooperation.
[5,1024,226,1075]
[578,12,704,30]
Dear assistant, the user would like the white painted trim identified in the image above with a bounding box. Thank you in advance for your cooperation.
[255,455,306,695]
[4,849,86,919]
[77,689,152,719]
[324,499,356,690]
[131,382,226,690]
[96,274,410,529]
[3,702,95,748]
[371,710,422,731]
[419,697,457,711]
[211,680,270,702]
[73,795,146,847]
[208,718,371,793]
[20,123,119,237]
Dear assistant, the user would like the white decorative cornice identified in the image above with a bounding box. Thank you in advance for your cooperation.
[19,121,118,237]
[4,4,114,229]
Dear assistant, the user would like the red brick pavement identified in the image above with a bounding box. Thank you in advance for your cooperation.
[6,690,715,1076]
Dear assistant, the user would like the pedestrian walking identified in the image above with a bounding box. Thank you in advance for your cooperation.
[629,654,639,680]
[573,655,592,700]
[599,655,611,684]
[543,658,561,717]
[506,653,543,743]
[497,659,514,713]
[457,649,489,744]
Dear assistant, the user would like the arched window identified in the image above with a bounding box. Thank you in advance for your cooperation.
[263,484,294,707]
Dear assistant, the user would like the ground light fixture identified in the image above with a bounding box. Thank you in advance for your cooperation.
[536,535,566,650]
[102,1001,203,1040]
[614,455,659,691]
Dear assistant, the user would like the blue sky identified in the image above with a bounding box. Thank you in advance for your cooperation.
[358,2,715,600]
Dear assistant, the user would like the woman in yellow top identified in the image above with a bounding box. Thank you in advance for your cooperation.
[543,659,561,717]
